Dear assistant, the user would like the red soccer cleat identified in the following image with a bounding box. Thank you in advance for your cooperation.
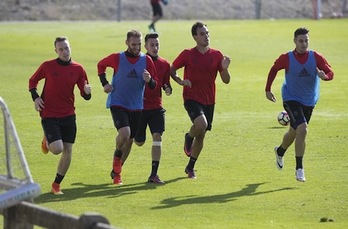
[51,182,64,195]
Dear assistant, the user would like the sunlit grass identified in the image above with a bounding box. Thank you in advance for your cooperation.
[0,19,347,228]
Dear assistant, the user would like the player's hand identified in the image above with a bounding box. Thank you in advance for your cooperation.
[143,69,151,83]
[317,67,327,80]
[222,55,231,70]
[34,97,44,111]
[164,84,172,96]
[179,79,192,88]
[84,80,91,94]
[103,83,113,93]
[266,91,276,102]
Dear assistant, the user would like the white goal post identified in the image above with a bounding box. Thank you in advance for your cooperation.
[0,97,40,210]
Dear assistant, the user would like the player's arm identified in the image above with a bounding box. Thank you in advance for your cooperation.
[83,83,91,100]
[169,65,182,84]
[163,63,172,95]
[81,81,91,100]
[145,56,157,89]
[97,54,118,93]
[170,51,192,87]
[170,65,191,87]
[76,67,91,100]
[163,83,172,96]
[143,69,157,89]
[219,55,231,84]
[314,52,334,81]
[265,53,288,102]
[78,79,91,101]
[265,67,278,103]
[28,63,46,111]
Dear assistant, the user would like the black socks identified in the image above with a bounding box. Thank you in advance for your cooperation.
[277,146,286,157]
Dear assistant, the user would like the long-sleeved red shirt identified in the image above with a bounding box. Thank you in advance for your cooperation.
[143,55,170,110]
[29,58,89,118]
[265,50,334,92]
[97,52,157,82]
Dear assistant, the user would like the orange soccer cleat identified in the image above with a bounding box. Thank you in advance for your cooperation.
[41,136,49,154]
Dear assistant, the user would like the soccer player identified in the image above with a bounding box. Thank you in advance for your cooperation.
[265,27,334,182]
[28,36,92,195]
[148,0,164,32]
[97,30,157,185]
[133,32,172,184]
[170,21,231,179]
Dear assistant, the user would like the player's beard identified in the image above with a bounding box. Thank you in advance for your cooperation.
[129,48,140,56]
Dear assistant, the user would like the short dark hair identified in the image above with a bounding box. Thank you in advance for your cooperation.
[127,30,142,41]
[145,32,159,43]
[191,21,207,36]
[54,36,68,47]
[294,27,309,38]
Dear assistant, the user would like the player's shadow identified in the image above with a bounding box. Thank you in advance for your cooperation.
[151,182,296,209]
[269,126,288,129]
[34,177,186,203]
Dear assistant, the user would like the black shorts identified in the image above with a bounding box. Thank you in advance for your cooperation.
[283,100,314,130]
[151,2,163,17]
[134,108,166,143]
[41,115,76,144]
[184,100,215,131]
[110,106,142,138]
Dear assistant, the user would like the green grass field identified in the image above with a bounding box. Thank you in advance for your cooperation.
[0,19,347,228]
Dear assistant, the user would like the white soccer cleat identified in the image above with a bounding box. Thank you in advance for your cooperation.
[295,168,306,182]
[274,147,284,170]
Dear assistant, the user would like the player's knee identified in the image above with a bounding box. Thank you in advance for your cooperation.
[194,116,208,132]
[49,141,64,154]
[152,133,162,142]
[296,124,308,137]
[117,134,130,145]
[50,147,63,155]
[194,122,208,133]
[134,140,145,146]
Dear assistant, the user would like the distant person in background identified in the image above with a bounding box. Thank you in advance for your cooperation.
[265,27,334,182]
[28,36,92,195]
[134,32,172,184]
[149,0,168,32]
[170,21,231,179]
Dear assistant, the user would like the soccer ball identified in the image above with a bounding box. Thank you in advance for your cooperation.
[277,111,290,126]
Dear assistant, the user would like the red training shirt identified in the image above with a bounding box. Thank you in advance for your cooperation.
[172,47,224,105]
[143,56,170,110]
[28,59,89,118]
